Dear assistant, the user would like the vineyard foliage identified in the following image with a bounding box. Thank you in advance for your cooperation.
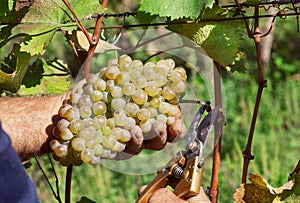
[0,0,300,202]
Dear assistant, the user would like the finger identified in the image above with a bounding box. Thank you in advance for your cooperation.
[167,119,186,143]
[187,187,211,203]
[138,185,148,195]
[149,188,185,203]
[143,120,167,150]
[124,125,144,154]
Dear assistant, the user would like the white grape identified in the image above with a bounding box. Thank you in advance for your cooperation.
[93,144,104,156]
[112,141,126,152]
[131,75,147,89]
[159,102,171,114]
[78,95,92,107]
[60,128,74,140]
[93,78,106,91]
[56,119,70,132]
[132,89,148,105]
[72,137,86,151]
[123,117,136,130]
[107,58,118,66]
[119,55,133,72]
[54,145,68,158]
[139,120,152,133]
[111,86,123,98]
[86,73,98,84]
[81,148,94,162]
[174,67,187,80]
[144,82,160,97]
[142,62,156,80]
[105,65,120,80]
[90,90,103,102]
[162,86,176,100]
[111,98,126,111]
[137,108,150,121]
[122,83,136,96]
[64,108,80,121]
[70,93,81,104]
[107,118,116,128]
[93,101,107,115]
[116,72,131,85]
[172,80,188,93]
[124,102,140,117]
[69,119,85,134]
[153,74,167,87]
[80,105,92,118]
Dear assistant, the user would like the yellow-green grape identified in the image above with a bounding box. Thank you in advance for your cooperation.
[93,101,107,115]
[56,119,70,132]
[174,67,187,80]
[172,80,188,94]
[155,60,170,76]
[118,55,132,72]
[148,107,158,118]
[106,80,115,92]
[58,104,72,118]
[72,137,86,151]
[69,119,85,134]
[131,75,147,89]
[100,149,112,159]
[149,96,165,108]
[112,141,126,152]
[139,120,152,133]
[70,93,81,104]
[95,130,103,143]
[156,114,167,124]
[144,82,160,97]
[167,105,179,116]
[50,139,61,151]
[83,84,94,95]
[123,117,136,130]
[116,72,130,85]
[137,108,150,122]
[158,102,170,114]
[162,86,176,100]
[118,128,131,142]
[60,128,74,140]
[111,127,122,138]
[89,156,101,165]
[90,90,103,103]
[93,144,104,156]
[108,57,118,66]
[111,86,123,98]
[165,59,175,69]
[115,111,128,127]
[129,68,143,80]
[64,108,80,121]
[101,91,111,103]
[81,148,94,162]
[80,105,92,119]
[86,73,98,84]
[153,74,167,87]
[167,116,176,125]
[78,128,94,140]
[132,89,148,105]
[169,70,182,83]
[102,126,112,136]
[111,98,126,111]
[107,118,116,128]
[54,145,68,158]
[122,83,136,96]
[124,102,140,117]
[85,138,97,149]
[102,136,116,149]
[93,78,106,91]
[83,118,93,127]
[78,95,92,107]
[142,62,156,80]
[132,59,143,70]
[105,65,120,80]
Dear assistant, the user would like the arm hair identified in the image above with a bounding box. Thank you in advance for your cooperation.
[0,94,67,159]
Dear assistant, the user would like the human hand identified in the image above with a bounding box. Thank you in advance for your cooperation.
[138,185,211,203]
[115,105,186,159]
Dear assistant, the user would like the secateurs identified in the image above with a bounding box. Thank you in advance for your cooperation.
[136,101,220,203]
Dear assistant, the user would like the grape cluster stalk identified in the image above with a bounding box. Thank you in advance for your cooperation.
[50,55,188,166]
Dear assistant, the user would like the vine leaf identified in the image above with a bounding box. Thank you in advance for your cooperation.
[139,0,214,20]
[70,0,106,20]
[0,44,30,92]
[11,0,77,56]
[21,58,44,88]
[76,196,96,203]
[233,173,300,203]
[168,5,244,68]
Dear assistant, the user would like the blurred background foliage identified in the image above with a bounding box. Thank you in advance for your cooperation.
[1,0,298,202]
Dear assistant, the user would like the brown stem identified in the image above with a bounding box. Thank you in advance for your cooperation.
[82,0,109,77]
[65,164,73,203]
[241,6,267,183]
[291,160,300,175]
[62,0,94,45]
[208,62,224,203]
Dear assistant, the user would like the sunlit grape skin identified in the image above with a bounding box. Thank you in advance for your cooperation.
[51,55,188,166]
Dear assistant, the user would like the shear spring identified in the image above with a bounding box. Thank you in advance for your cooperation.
[172,165,184,179]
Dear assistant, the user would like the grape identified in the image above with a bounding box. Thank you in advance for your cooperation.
[51,55,188,166]
[72,137,86,151]
[132,89,148,105]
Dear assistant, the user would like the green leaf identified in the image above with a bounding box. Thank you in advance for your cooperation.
[0,44,31,92]
[76,196,96,203]
[22,59,44,88]
[139,0,214,20]
[11,0,76,56]
[168,5,244,67]
[70,0,106,20]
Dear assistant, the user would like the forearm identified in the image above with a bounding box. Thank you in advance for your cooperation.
[0,94,67,159]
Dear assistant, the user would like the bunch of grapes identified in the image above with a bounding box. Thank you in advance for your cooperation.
[50,55,188,166]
